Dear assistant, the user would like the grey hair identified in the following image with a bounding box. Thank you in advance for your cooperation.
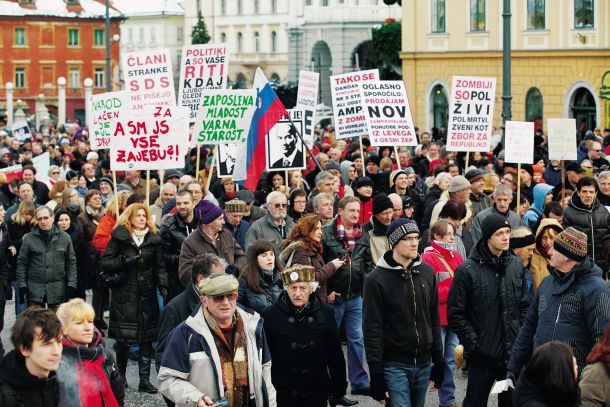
[313,192,334,210]
[192,253,229,282]
[434,172,452,185]
[314,170,335,186]
[161,182,177,194]
[510,226,533,239]
[597,170,610,181]
[493,184,513,198]
[266,191,287,205]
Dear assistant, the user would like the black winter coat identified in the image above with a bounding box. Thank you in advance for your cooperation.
[0,222,11,303]
[261,292,347,407]
[160,213,197,300]
[447,241,530,366]
[0,350,59,407]
[101,226,168,343]
[562,193,610,270]
[75,210,102,289]
[237,270,283,314]
[6,219,32,281]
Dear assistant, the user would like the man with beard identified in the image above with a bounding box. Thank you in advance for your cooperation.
[245,191,296,256]
[179,200,246,282]
[161,190,198,302]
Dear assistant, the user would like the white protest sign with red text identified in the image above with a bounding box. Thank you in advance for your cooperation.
[359,80,417,146]
[504,121,534,164]
[547,118,577,161]
[330,69,379,139]
[296,70,319,147]
[89,91,131,150]
[446,76,496,152]
[121,49,176,114]
[109,106,190,171]
[178,43,229,120]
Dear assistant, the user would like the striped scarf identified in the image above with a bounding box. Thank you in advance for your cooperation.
[336,217,362,250]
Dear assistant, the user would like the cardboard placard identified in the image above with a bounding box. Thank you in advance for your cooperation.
[217,142,239,177]
[11,121,32,142]
[547,118,577,161]
[296,70,319,147]
[89,91,131,150]
[121,49,176,113]
[360,80,417,146]
[178,43,229,120]
[266,109,306,171]
[504,121,535,164]
[109,106,189,170]
[330,69,379,139]
[446,76,496,152]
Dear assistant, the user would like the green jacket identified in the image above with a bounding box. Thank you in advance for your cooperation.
[16,224,77,306]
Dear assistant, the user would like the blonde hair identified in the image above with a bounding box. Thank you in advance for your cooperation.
[56,298,95,327]
[11,200,37,226]
[105,190,131,217]
[116,202,158,234]
[380,157,393,171]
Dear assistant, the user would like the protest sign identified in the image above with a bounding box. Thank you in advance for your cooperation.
[89,91,131,150]
[121,49,176,113]
[359,80,417,146]
[266,109,306,171]
[446,76,496,152]
[11,121,32,142]
[0,164,22,182]
[547,118,577,161]
[504,121,535,164]
[296,70,319,147]
[330,69,379,139]
[217,142,240,177]
[193,89,257,144]
[178,43,229,120]
[109,106,190,171]
[32,152,50,187]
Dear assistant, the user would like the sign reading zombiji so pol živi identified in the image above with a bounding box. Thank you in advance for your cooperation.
[109,106,190,171]
[193,89,257,144]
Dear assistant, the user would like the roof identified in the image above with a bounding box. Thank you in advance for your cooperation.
[0,0,122,18]
[110,0,184,16]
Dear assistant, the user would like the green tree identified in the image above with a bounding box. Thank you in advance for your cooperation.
[372,21,402,80]
[191,11,211,44]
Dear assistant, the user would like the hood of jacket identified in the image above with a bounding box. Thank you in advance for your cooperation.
[376,249,423,276]
[534,218,564,255]
[568,190,600,213]
[469,239,513,273]
[0,350,58,394]
[531,183,554,212]
[547,257,601,295]
[279,240,304,265]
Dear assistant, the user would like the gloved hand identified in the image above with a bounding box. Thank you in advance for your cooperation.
[158,286,168,300]
[66,286,77,299]
[121,255,139,266]
[19,287,27,303]
[225,264,239,276]
[370,371,388,403]
[5,282,13,301]
[430,363,445,389]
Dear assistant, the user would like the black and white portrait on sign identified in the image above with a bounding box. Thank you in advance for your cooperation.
[266,110,306,171]
[217,142,240,177]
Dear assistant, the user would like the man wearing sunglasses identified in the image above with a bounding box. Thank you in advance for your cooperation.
[158,273,276,407]
[245,191,295,256]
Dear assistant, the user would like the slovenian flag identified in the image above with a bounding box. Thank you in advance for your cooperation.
[233,68,287,190]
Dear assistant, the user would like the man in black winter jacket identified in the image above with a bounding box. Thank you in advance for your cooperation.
[0,307,62,406]
[363,219,444,406]
[447,213,530,407]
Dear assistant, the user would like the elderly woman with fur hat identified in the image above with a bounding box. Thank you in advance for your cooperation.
[261,265,352,407]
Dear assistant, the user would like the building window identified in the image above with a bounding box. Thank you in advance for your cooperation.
[14,28,26,46]
[221,32,227,43]
[94,67,105,88]
[41,27,53,46]
[574,0,594,28]
[432,85,449,129]
[271,0,277,12]
[254,31,260,52]
[150,27,155,42]
[527,0,545,29]
[177,26,183,42]
[127,27,133,42]
[69,67,80,88]
[237,32,243,52]
[139,27,144,42]
[237,0,242,14]
[321,0,328,6]
[15,67,25,88]
[94,29,104,46]
[254,0,259,13]
[68,28,79,46]
[525,87,543,131]
[221,0,226,14]
[431,0,445,33]
[42,66,54,86]
[470,0,485,31]
[271,31,277,52]
[305,0,311,4]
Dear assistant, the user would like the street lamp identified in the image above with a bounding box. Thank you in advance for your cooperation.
[105,0,111,91]
[502,0,512,128]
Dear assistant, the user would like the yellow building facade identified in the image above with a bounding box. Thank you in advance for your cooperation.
[401,0,610,134]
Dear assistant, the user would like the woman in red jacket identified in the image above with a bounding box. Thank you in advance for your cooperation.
[421,219,463,407]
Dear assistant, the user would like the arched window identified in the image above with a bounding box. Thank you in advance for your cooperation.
[254,31,260,52]
[271,31,277,52]
[432,84,448,129]
[525,87,543,131]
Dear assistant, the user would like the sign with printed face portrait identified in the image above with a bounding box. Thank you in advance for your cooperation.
[266,109,306,171]
[217,142,240,177]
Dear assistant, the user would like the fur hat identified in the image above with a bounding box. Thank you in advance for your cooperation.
[224,199,247,213]
[280,265,316,286]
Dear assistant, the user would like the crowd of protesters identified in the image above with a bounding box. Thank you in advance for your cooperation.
[0,122,609,407]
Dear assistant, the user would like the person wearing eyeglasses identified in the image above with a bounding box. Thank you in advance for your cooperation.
[47,165,61,187]
[245,191,296,256]
[158,273,276,407]
[587,141,610,175]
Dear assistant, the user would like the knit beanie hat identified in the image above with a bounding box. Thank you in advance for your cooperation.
[481,213,511,243]
[99,176,114,190]
[194,200,223,224]
[389,169,407,188]
[521,164,534,178]
[553,227,588,262]
[387,219,420,248]
[353,176,374,190]
[372,194,393,215]
[448,175,471,193]
[509,233,535,249]
[65,170,78,181]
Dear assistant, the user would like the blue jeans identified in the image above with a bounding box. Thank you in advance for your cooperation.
[383,363,432,407]
[329,295,369,390]
[11,280,27,315]
[438,327,459,407]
